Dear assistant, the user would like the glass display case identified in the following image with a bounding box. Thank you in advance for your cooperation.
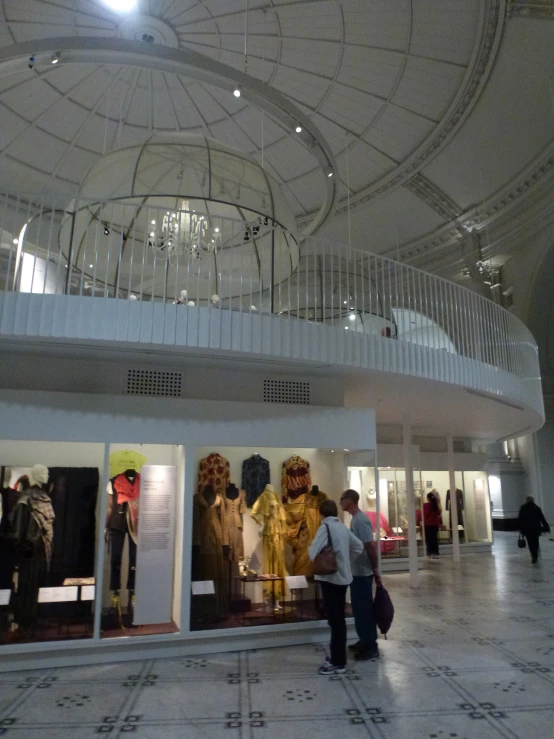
[190,446,376,631]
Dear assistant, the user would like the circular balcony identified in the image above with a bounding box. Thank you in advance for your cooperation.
[0,193,544,439]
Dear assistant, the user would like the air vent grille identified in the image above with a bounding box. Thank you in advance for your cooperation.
[263,379,310,405]
[453,438,468,453]
[126,369,182,397]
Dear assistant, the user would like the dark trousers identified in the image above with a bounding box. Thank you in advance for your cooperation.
[110,529,137,591]
[350,575,377,649]
[526,534,540,561]
[425,525,439,555]
[320,580,348,668]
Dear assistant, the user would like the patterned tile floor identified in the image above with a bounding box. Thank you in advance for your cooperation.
[1,532,553,738]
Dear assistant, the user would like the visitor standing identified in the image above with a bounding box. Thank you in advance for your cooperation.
[518,495,550,563]
[308,499,363,675]
[423,492,442,559]
[339,489,381,660]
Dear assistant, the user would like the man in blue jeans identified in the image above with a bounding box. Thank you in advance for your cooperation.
[340,489,381,660]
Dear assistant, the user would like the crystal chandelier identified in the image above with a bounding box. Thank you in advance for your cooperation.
[147,201,221,262]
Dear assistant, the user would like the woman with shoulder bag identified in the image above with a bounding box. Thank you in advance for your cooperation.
[308,499,364,675]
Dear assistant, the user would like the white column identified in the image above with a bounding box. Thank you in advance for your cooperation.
[403,421,418,587]
[447,434,461,562]
[374,455,382,572]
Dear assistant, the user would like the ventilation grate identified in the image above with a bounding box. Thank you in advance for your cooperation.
[452,438,468,453]
[263,379,310,405]
[126,369,183,397]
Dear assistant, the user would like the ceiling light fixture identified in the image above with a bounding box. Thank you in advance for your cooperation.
[233,85,241,98]
[295,125,302,133]
[348,314,355,321]
[103,0,137,12]
[51,52,61,65]
[326,167,334,178]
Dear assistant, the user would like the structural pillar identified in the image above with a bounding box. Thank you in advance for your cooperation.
[403,421,419,587]
[447,434,461,562]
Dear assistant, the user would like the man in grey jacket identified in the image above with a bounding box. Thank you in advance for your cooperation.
[308,499,364,675]
[340,489,381,660]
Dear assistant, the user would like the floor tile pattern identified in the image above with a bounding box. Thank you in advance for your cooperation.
[1,533,554,737]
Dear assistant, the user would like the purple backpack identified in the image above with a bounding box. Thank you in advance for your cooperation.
[374,584,394,638]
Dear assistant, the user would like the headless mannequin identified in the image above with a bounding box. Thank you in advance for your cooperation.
[226,484,239,501]
[106,468,140,626]
[11,465,53,635]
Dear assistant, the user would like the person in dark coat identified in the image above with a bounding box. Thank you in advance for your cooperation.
[518,496,550,563]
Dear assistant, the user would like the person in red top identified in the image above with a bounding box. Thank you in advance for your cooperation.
[423,492,442,559]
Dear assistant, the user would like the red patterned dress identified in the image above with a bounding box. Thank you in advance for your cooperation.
[197,452,231,496]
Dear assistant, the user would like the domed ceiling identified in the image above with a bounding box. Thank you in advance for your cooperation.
[0,0,553,275]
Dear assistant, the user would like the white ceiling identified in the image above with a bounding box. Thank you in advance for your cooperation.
[0,0,552,269]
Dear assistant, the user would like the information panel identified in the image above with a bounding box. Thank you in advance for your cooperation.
[133,465,176,625]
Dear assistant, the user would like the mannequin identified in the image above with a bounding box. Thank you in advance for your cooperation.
[251,484,287,608]
[106,468,140,624]
[192,485,230,621]
[10,465,55,635]
[446,488,465,542]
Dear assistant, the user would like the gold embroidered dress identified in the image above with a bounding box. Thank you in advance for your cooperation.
[284,493,312,576]
[251,486,287,598]
[305,489,328,542]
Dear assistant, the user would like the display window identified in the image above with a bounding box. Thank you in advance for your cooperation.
[190,446,375,631]
[420,471,492,545]
[348,465,424,559]
[0,441,105,645]
[101,443,183,638]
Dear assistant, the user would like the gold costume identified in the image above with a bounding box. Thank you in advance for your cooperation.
[251,486,287,598]
[284,494,312,577]
[305,489,328,542]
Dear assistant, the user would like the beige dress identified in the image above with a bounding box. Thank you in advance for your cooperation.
[224,492,246,561]
[192,492,229,619]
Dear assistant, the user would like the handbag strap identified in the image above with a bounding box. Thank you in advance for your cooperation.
[324,522,333,549]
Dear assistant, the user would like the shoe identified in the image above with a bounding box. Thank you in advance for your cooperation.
[432,555,439,559]
[354,646,379,661]
[318,664,346,675]
[532,557,538,564]
[348,641,362,652]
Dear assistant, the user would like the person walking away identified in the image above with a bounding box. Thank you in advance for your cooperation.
[518,495,550,563]
[308,499,363,675]
[339,489,381,661]
[423,492,442,559]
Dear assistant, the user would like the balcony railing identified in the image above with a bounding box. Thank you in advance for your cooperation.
[0,192,540,389]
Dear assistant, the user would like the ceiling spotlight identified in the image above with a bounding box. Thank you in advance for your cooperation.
[151,220,156,225]
[327,167,334,178]
[103,0,137,12]
[89,264,93,268]
[233,86,241,98]
[295,125,302,133]
[348,314,356,321]
[103,226,110,236]
[51,51,61,65]
[214,227,220,233]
